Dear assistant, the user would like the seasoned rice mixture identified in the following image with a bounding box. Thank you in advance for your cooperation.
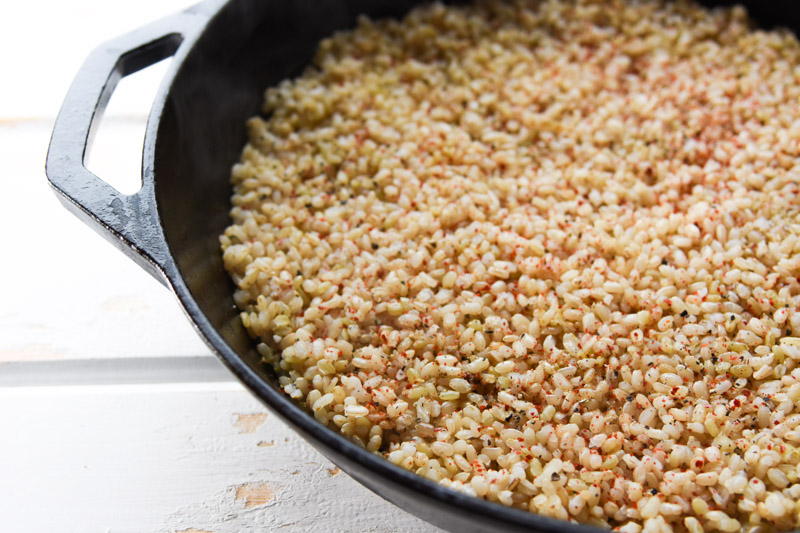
[221,1,800,530]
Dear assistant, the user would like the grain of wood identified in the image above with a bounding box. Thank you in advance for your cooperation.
[234,482,275,508]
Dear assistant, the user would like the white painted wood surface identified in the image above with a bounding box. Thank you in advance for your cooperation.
[1,2,440,531]
[0,122,208,361]
[0,380,436,533]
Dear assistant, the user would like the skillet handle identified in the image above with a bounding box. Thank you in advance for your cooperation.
[45,7,212,285]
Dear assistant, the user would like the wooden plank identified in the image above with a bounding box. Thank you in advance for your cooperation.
[0,356,231,387]
[1,0,212,362]
[0,383,439,532]
[0,122,209,361]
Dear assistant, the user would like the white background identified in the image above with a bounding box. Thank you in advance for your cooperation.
[0,1,439,531]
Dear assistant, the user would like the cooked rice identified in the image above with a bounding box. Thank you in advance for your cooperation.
[221,1,800,530]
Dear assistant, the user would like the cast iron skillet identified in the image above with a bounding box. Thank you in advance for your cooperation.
[46,0,800,531]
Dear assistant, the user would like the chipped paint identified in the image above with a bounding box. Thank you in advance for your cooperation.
[327,467,341,476]
[234,483,274,508]
[257,440,275,447]
[175,528,214,533]
[233,413,268,434]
